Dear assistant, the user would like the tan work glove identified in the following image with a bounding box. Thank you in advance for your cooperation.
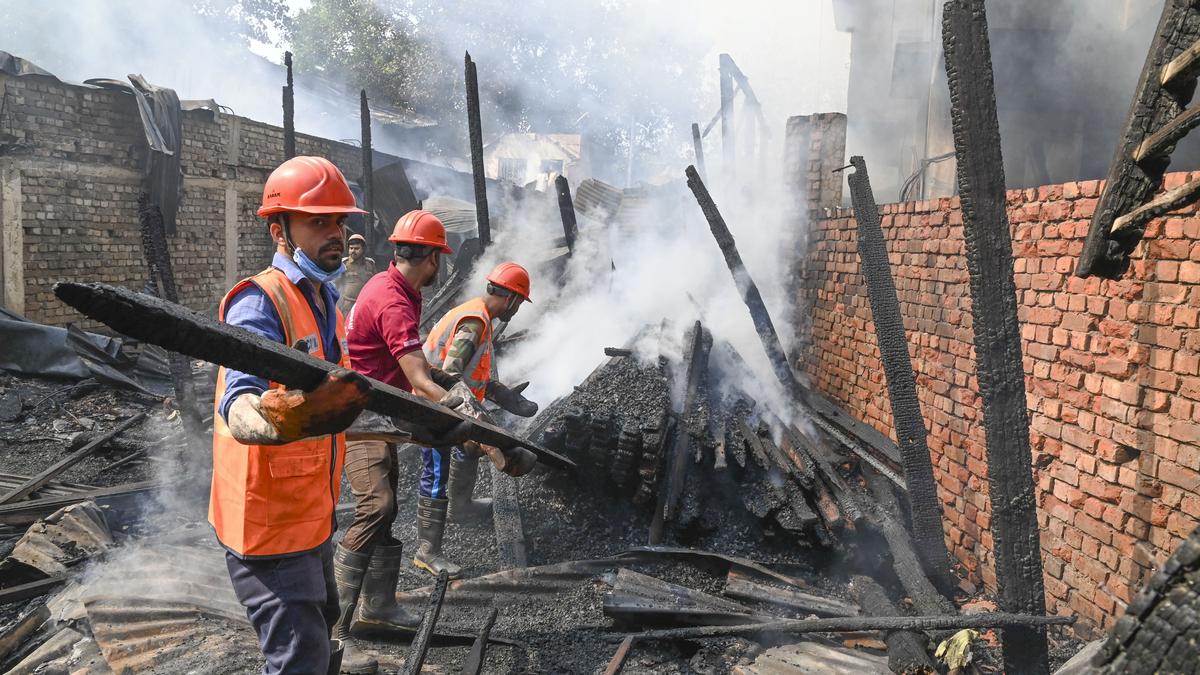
[228,368,370,444]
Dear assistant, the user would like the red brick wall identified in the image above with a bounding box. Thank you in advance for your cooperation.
[799,171,1200,636]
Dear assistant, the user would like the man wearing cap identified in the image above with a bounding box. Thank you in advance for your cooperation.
[417,262,539,575]
[334,233,375,315]
[213,156,371,674]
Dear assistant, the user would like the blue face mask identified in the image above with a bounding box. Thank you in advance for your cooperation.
[293,247,346,284]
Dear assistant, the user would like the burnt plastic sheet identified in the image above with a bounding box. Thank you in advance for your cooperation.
[0,308,170,395]
[84,75,182,236]
[0,308,115,379]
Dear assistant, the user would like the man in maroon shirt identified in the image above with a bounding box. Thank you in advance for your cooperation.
[333,210,474,673]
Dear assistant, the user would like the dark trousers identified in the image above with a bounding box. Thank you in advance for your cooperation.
[225,540,338,675]
[342,439,399,552]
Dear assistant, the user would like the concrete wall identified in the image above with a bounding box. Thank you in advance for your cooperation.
[800,172,1200,636]
[0,72,396,328]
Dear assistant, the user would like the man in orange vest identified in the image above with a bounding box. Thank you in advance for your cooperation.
[213,156,372,674]
[417,262,539,575]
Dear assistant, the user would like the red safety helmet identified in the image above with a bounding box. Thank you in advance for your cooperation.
[487,262,531,302]
[389,210,453,254]
[257,156,367,218]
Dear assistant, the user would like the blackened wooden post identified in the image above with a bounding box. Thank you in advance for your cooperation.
[555,175,578,254]
[283,51,296,160]
[465,52,492,249]
[846,155,951,580]
[685,165,798,398]
[719,54,736,178]
[360,89,374,253]
[942,2,1050,672]
[691,122,707,182]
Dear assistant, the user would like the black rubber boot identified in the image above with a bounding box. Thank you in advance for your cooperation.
[412,496,463,578]
[331,544,378,674]
[326,639,344,675]
[354,542,422,631]
[447,454,493,524]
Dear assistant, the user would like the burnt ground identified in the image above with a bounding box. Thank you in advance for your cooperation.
[0,359,1086,674]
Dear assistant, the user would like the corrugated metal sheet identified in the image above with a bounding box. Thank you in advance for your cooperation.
[0,473,95,498]
[9,500,112,576]
[573,178,623,221]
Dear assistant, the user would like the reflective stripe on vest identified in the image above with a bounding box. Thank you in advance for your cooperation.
[209,267,349,557]
[422,297,493,400]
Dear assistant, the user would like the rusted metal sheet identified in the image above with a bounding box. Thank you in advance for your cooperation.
[7,500,113,577]
[723,570,858,618]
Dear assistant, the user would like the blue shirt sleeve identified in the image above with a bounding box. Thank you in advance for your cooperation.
[217,285,284,422]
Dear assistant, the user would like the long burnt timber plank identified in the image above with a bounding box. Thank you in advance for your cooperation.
[0,481,163,526]
[555,175,578,254]
[0,575,67,606]
[282,51,296,159]
[602,636,635,675]
[846,155,950,580]
[851,574,937,674]
[0,411,148,505]
[52,282,575,472]
[459,607,498,675]
[360,89,374,250]
[1077,0,1200,278]
[491,464,527,569]
[465,52,492,250]
[0,603,49,662]
[650,321,709,544]
[626,611,1074,641]
[685,166,799,398]
[401,570,451,675]
[863,468,955,609]
[943,2,1050,672]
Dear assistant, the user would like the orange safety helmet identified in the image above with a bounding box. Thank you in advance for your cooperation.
[487,262,532,302]
[389,210,453,254]
[257,156,367,218]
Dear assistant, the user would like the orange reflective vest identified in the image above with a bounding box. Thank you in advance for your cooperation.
[423,297,493,401]
[209,267,349,558]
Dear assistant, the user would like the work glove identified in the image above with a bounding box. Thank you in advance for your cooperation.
[229,368,370,444]
[485,380,539,418]
[499,446,537,476]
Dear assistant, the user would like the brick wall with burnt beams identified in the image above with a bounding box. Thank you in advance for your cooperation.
[799,172,1200,635]
[0,73,385,328]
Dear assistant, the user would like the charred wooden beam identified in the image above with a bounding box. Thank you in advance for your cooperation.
[0,575,66,606]
[736,419,819,532]
[283,51,295,160]
[942,2,1050,671]
[603,636,635,675]
[624,612,1074,641]
[650,321,710,544]
[464,52,492,250]
[52,282,575,471]
[1093,524,1200,674]
[137,194,198,423]
[863,468,955,612]
[724,570,858,618]
[846,155,949,579]
[719,54,736,177]
[788,423,865,527]
[491,465,527,569]
[1111,174,1200,234]
[0,411,147,505]
[618,546,811,591]
[685,166,799,398]
[360,89,374,251]
[401,570,450,675]
[555,175,578,254]
[851,575,936,674]
[0,480,161,527]
[459,607,498,675]
[691,123,707,182]
[1076,1,1200,278]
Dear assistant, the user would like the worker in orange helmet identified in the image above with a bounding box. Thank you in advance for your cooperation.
[213,155,372,674]
[337,210,531,673]
[417,261,539,575]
